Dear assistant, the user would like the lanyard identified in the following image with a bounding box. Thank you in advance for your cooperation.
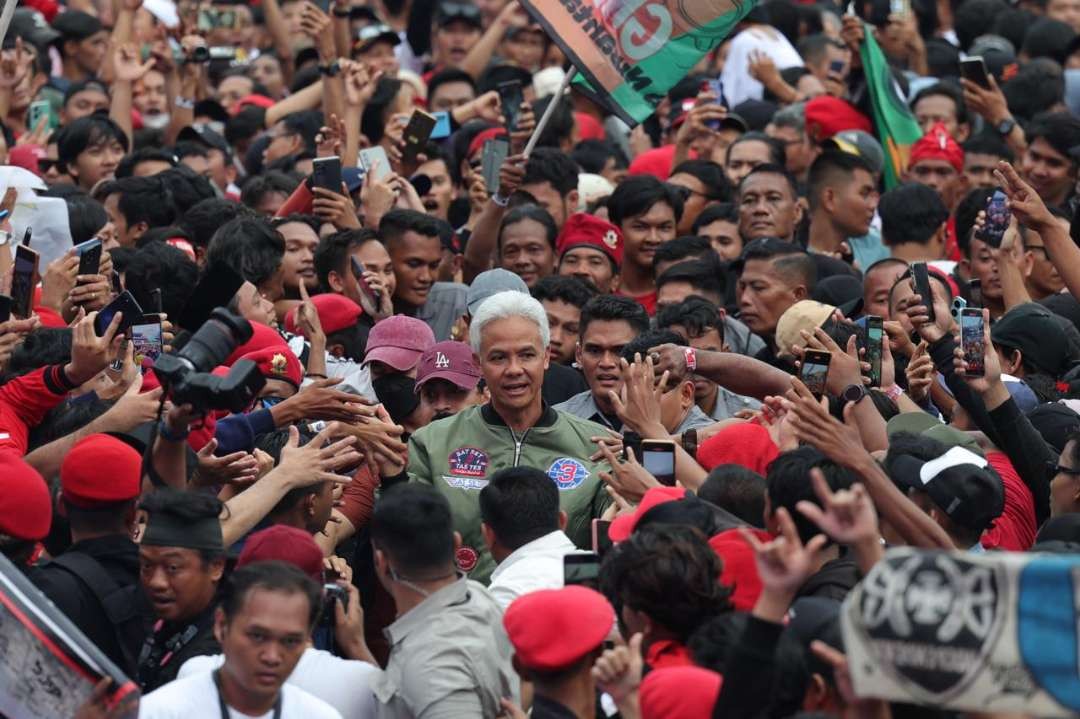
[213,669,282,719]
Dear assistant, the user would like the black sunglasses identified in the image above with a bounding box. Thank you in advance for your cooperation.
[37,159,57,173]
[1047,461,1080,476]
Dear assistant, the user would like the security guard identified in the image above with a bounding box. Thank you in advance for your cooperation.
[382,291,610,584]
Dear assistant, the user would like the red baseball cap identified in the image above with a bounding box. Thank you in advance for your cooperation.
[695,422,779,475]
[627,144,677,179]
[238,347,303,388]
[363,316,436,371]
[640,666,723,719]
[467,127,509,159]
[237,525,324,581]
[0,453,52,540]
[804,96,872,142]
[708,527,768,611]
[415,340,481,392]
[284,294,363,336]
[608,486,689,543]
[61,434,142,509]
[504,586,614,671]
[225,322,288,366]
[9,144,45,176]
[909,121,964,173]
[557,213,623,268]
[234,94,275,114]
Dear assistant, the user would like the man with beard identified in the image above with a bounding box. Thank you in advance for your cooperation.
[415,340,488,420]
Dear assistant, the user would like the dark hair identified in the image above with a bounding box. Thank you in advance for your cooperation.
[241,171,300,211]
[878,183,949,247]
[278,110,324,158]
[739,162,799,199]
[5,328,72,377]
[1022,17,1077,65]
[889,266,955,305]
[478,467,561,550]
[253,427,323,517]
[961,132,1015,163]
[361,78,404,144]
[1026,111,1080,163]
[670,160,732,202]
[797,33,842,66]
[571,139,628,174]
[380,209,441,247]
[699,465,766,527]
[692,202,739,233]
[138,489,226,561]
[522,147,580,196]
[115,147,178,179]
[766,447,855,544]
[656,296,725,341]
[63,79,109,106]
[954,187,996,256]
[727,132,787,169]
[1003,62,1066,122]
[427,68,476,103]
[600,524,732,642]
[371,484,455,574]
[910,82,969,126]
[608,175,685,227]
[159,166,217,213]
[60,192,108,244]
[221,561,321,629]
[652,236,716,271]
[529,95,575,149]
[622,329,685,364]
[272,213,322,236]
[954,0,1009,50]
[123,241,199,322]
[655,260,726,303]
[531,274,596,309]
[225,105,267,148]
[101,175,177,231]
[579,294,650,337]
[173,141,210,163]
[55,115,129,173]
[806,150,876,212]
[179,198,255,250]
[737,238,817,292]
[206,216,286,289]
[925,37,961,79]
[313,228,380,290]
[497,204,558,252]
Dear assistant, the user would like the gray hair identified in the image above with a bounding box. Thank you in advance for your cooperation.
[469,290,550,352]
[771,102,805,132]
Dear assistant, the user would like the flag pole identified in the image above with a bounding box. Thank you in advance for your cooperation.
[523,70,573,158]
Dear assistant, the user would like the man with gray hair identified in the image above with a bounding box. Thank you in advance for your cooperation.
[766,102,817,183]
[378,291,611,584]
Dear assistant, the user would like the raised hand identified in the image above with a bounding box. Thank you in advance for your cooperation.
[796,469,879,547]
[592,633,644,704]
[68,311,123,385]
[904,340,933,403]
[597,442,660,504]
[740,506,827,599]
[609,355,669,438]
[994,161,1056,231]
[194,439,261,486]
[113,44,156,82]
[0,38,29,90]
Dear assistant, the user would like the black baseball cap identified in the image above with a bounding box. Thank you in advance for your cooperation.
[51,10,104,42]
[177,124,231,156]
[918,446,1005,533]
[435,1,482,29]
[1027,402,1080,454]
[991,302,1072,377]
[9,8,60,48]
[355,23,400,53]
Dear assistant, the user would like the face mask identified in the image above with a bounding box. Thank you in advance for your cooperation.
[141,112,171,130]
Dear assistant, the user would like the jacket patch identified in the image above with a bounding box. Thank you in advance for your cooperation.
[548,457,589,490]
[442,475,488,490]
[455,546,479,572]
[448,446,489,477]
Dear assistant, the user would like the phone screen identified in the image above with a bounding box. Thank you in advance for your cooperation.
[641,442,676,486]
[592,520,613,556]
[981,190,1010,248]
[358,146,390,181]
[961,309,985,376]
[431,111,452,140]
[482,139,509,194]
[130,319,164,366]
[563,553,601,588]
[497,81,523,130]
[866,316,883,388]
[800,351,831,398]
[11,246,37,319]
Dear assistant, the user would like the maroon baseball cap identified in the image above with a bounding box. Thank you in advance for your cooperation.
[362,316,436,371]
[415,340,481,392]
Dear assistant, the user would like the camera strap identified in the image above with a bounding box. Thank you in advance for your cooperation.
[142,418,169,488]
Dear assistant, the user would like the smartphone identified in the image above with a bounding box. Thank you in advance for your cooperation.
[591,519,613,556]
[960,57,991,90]
[27,100,55,134]
[968,279,982,308]
[0,295,11,324]
[94,290,144,337]
[11,245,37,319]
[320,583,349,628]
[622,430,643,462]
[401,110,437,162]
[497,80,523,131]
[150,287,163,314]
[111,270,123,295]
[312,156,343,193]
[563,553,601,588]
[705,78,725,130]
[130,314,164,365]
[178,263,244,331]
[0,209,9,223]
[800,349,832,399]
[864,315,883,388]
[350,256,380,306]
[828,58,846,76]
[960,308,985,377]
[22,227,31,248]
[431,111,452,140]
[911,262,935,323]
[641,439,677,486]
[979,190,1011,248]
[481,138,509,195]
[358,146,390,182]
[74,238,103,277]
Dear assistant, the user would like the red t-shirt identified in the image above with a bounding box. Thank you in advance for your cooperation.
[981,451,1037,551]
[616,289,658,316]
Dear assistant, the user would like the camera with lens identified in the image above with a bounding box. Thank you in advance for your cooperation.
[152,308,265,413]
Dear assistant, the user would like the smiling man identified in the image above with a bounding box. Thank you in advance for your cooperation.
[609,176,684,316]
[383,292,610,584]
[1021,113,1080,209]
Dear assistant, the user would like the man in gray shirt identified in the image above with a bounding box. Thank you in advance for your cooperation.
[370,484,517,718]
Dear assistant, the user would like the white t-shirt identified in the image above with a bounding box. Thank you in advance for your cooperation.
[138,669,343,719]
[720,25,804,107]
[179,648,378,718]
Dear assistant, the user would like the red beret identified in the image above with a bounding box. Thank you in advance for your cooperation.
[609,486,688,543]
[696,422,779,475]
[504,586,613,671]
[284,294,363,336]
[0,453,52,540]
[237,525,325,581]
[557,213,623,268]
[574,111,605,141]
[640,666,723,719]
[225,322,288,366]
[61,434,142,509]
[804,96,872,142]
[234,94,275,114]
[467,127,509,158]
[238,347,303,388]
[909,121,964,174]
[708,527,768,611]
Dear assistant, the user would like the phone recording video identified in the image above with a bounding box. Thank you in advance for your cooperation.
[960,308,985,377]
[640,439,677,486]
[800,349,832,399]
[563,553,601,589]
[130,315,164,366]
[865,315,883,388]
[11,245,38,320]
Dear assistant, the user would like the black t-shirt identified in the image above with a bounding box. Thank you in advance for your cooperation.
[542,362,588,405]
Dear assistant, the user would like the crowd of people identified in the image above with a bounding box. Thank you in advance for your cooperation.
[1,0,1080,715]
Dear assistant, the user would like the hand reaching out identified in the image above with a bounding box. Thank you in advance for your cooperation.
[609,355,669,438]
[597,442,660,504]
[0,38,29,90]
[316,115,346,158]
[796,469,879,547]
[905,340,933,403]
[994,161,1056,232]
[113,43,155,82]
[740,506,827,600]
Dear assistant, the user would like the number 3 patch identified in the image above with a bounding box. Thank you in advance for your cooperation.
[547,457,589,491]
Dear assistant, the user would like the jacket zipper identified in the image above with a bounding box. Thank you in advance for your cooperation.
[509,427,531,466]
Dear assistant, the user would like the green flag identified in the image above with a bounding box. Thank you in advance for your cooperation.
[859,27,923,188]
[518,0,757,126]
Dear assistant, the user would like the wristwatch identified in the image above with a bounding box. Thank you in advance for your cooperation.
[842,383,868,404]
[319,61,342,77]
[682,428,698,458]
[332,7,351,16]
[996,117,1016,138]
